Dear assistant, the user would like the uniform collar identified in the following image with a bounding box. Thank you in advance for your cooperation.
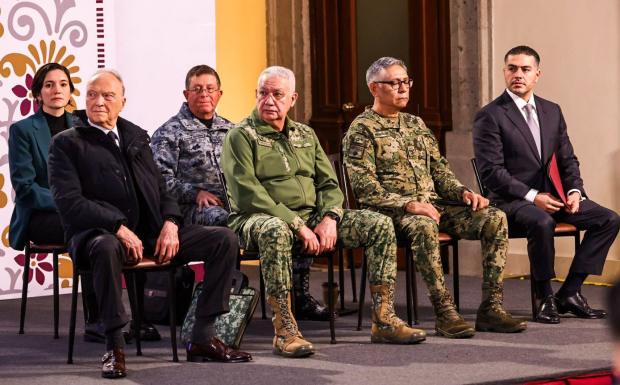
[250,107,296,135]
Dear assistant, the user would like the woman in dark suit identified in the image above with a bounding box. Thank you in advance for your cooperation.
[8,63,114,343]
[8,63,74,249]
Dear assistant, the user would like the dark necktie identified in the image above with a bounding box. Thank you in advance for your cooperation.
[523,104,541,158]
[107,130,120,148]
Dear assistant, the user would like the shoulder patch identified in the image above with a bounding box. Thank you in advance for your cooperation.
[348,134,367,160]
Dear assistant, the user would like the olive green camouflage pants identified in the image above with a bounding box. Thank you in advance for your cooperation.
[389,205,508,297]
[237,209,397,296]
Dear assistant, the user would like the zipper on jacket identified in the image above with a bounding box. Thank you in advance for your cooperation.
[285,138,307,204]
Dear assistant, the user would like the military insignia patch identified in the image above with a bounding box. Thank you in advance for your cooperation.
[349,144,365,159]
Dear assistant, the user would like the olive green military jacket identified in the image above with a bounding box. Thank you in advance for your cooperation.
[343,107,466,213]
[222,108,344,233]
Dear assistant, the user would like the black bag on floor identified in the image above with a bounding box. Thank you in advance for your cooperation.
[143,265,195,325]
[180,270,259,349]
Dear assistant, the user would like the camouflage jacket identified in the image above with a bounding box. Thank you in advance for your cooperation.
[343,106,467,213]
[151,102,233,210]
[222,108,344,233]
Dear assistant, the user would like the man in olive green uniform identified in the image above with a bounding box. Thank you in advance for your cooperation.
[343,57,526,338]
[222,66,426,358]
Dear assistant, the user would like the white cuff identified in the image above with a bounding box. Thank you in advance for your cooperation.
[567,189,585,201]
[524,189,538,203]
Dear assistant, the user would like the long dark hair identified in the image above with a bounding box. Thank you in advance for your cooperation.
[31,63,75,106]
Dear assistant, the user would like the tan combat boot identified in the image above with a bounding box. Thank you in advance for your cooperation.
[267,291,316,358]
[475,282,527,333]
[430,290,475,338]
[370,284,426,344]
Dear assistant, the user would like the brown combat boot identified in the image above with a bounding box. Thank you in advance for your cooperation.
[475,282,527,333]
[370,284,426,344]
[430,290,475,338]
[267,291,316,358]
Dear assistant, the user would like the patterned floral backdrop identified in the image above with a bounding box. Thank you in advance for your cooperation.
[0,0,115,300]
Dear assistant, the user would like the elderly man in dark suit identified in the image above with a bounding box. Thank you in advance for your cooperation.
[48,69,251,379]
[473,45,620,324]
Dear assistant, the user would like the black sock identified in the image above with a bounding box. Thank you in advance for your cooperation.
[105,326,125,351]
[191,316,217,345]
[535,279,553,298]
[558,272,588,297]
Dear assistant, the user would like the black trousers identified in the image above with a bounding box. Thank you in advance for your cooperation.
[508,199,620,281]
[83,225,237,333]
[29,210,98,318]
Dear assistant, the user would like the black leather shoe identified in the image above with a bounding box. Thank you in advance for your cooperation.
[186,338,252,363]
[295,295,336,322]
[101,349,126,379]
[129,318,161,341]
[84,320,132,344]
[536,296,560,324]
[555,292,607,319]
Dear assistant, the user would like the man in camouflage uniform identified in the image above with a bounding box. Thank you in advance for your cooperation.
[152,65,330,321]
[152,65,231,227]
[343,57,527,338]
[222,66,426,358]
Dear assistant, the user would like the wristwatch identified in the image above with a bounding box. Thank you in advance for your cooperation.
[324,212,341,224]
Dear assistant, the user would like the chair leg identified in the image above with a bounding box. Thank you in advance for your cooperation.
[126,272,142,356]
[452,241,460,312]
[53,251,60,339]
[348,249,357,303]
[357,252,368,331]
[19,244,31,335]
[338,250,345,311]
[530,267,537,320]
[67,268,79,364]
[168,269,179,362]
[259,263,267,320]
[328,256,336,344]
[405,246,413,327]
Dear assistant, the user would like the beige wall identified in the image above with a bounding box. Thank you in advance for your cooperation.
[492,0,620,282]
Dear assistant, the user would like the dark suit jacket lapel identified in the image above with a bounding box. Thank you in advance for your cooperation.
[31,109,52,162]
[536,97,553,165]
[501,91,542,166]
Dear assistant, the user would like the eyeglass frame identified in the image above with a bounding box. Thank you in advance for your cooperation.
[374,78,414,90]
[186,86,222,95]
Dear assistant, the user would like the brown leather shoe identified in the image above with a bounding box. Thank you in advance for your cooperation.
[101,349,126,379]
[186,338,252,363]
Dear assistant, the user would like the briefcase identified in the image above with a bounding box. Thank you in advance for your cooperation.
[180,271,259,350]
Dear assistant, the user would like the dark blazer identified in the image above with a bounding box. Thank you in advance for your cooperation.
[8,108,73,250]
[47,110,182,261]
[473,90,584,216]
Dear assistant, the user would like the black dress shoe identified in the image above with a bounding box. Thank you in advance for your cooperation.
[186,338,252,363]
[536,296,560,324]
[84,321,132,344]
[295,295,336,322]
[102,349,126,379]
[555,292,607,319]
[129,318,161,341]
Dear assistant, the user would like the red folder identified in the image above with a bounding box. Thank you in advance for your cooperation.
[547,153,567,205]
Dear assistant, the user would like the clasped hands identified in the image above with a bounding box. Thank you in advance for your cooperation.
[534,191,580,214]
[116,220,179,265]
[296,216,338,255]
[405,190,489,224]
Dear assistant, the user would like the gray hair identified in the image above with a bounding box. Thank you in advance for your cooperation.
[90,68,126,95]
[366,57,408,87]
[258,66,296,93]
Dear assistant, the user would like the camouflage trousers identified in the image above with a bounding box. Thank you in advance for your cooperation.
[182,204,229,227]
[237,209,397,296]
[389,205,508,296]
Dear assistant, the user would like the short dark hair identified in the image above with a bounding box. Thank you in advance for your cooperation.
[185,65,221,90]
[504,45,540,67]
[31,63,75,106]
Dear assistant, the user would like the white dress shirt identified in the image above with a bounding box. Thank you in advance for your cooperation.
[88,119,121,148]
[505,89,582,202]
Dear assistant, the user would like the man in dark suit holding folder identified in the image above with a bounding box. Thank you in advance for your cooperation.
[473,46,620,324]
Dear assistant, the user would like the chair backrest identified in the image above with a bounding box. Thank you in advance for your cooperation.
[327,153,352,210]
[470,158,489,198]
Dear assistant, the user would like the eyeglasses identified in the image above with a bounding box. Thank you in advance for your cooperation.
[187,87,221,95]
[257,90,286,101]
[374,79,414,90]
